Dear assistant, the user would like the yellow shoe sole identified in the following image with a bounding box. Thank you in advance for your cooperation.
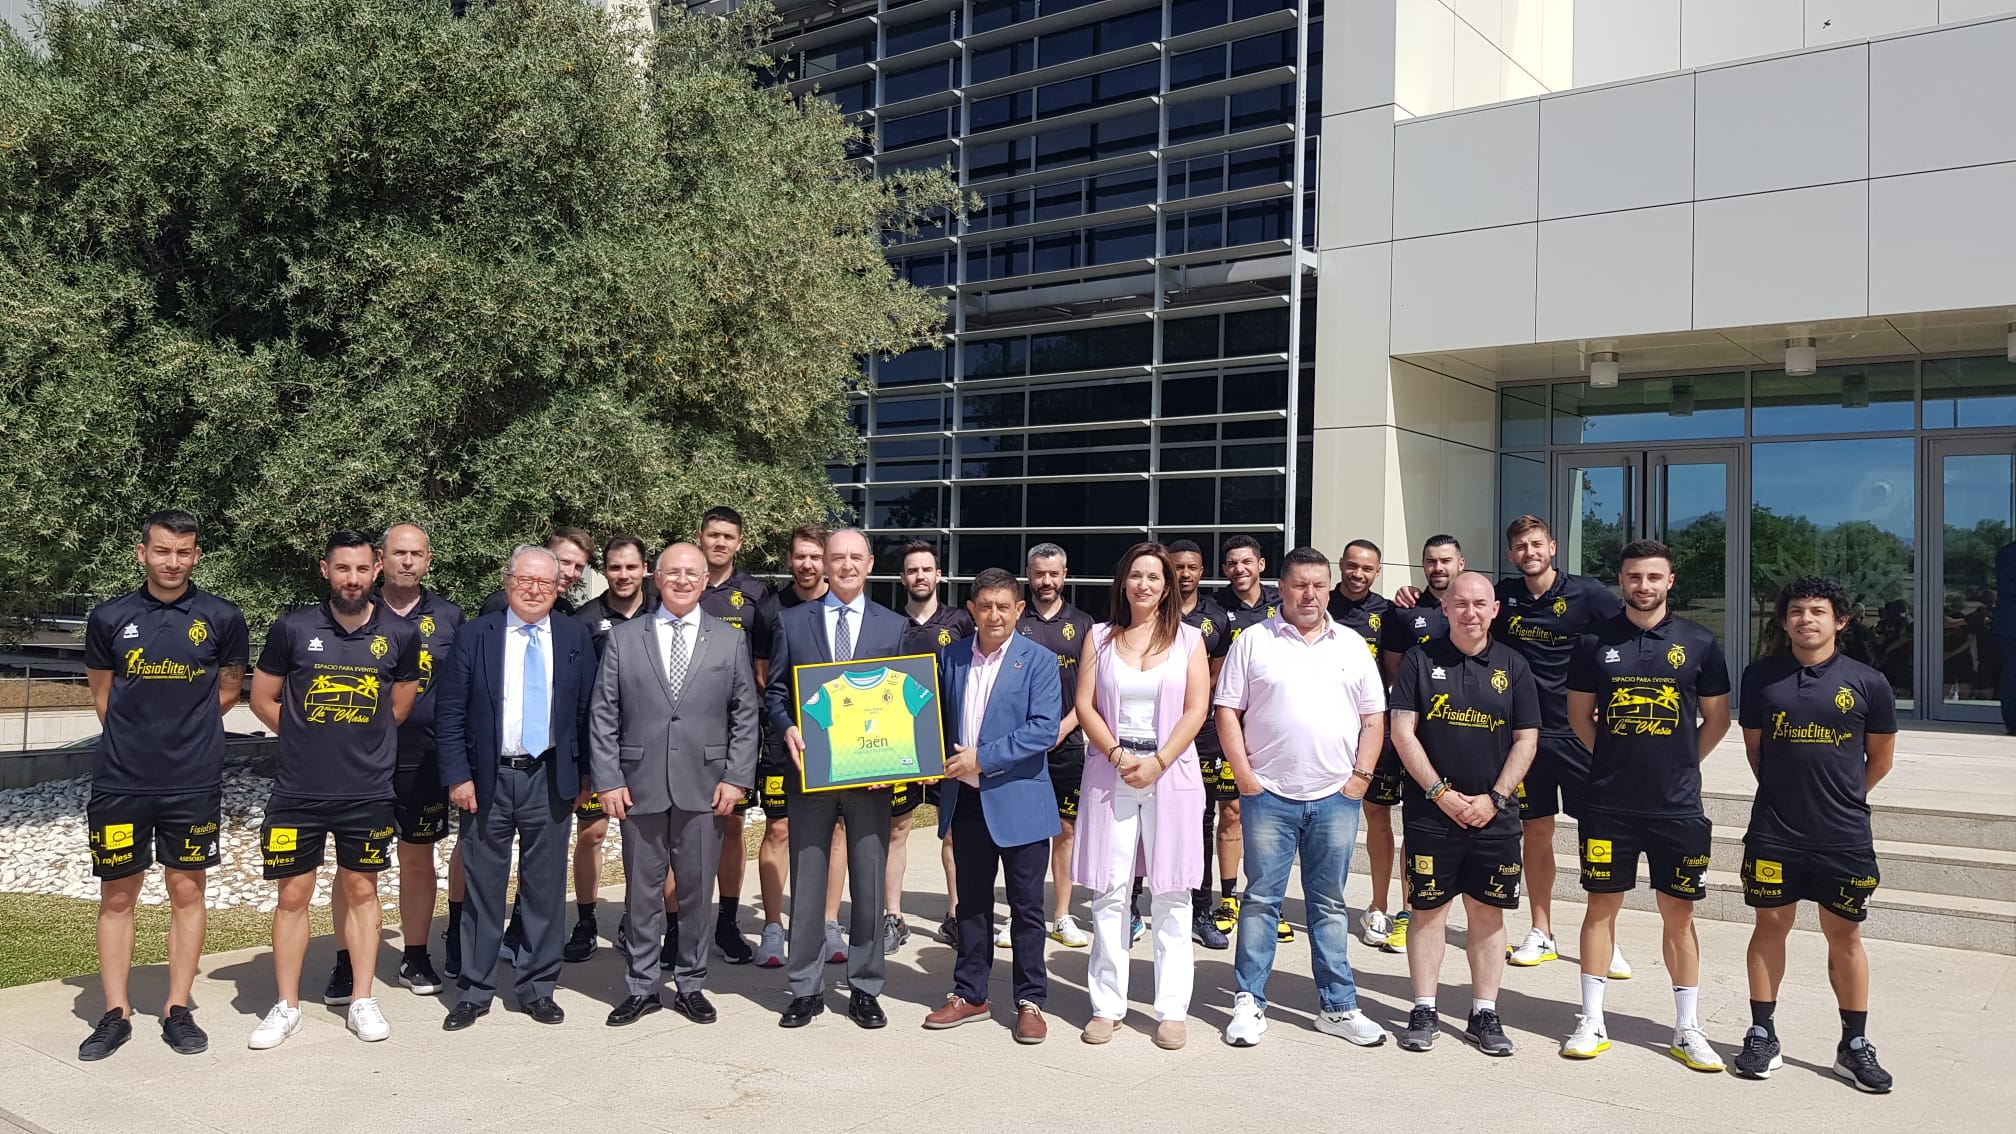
[1668,1045,1724,1072]
[1506,949,1558,967]
[1561,1039,1611,1059]
[1276,922,1294,943]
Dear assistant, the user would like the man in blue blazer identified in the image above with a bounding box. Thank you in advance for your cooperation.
[436,544,598,1030]
[764,528,910,1030]
[921,567,1062,1044]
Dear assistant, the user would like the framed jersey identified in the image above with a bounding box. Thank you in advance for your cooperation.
[791,653,947,792]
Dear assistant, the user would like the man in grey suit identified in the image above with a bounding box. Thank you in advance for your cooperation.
[589,543,760,1027]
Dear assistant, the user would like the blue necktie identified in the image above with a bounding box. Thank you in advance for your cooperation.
[522,624,549,754]
[833,605,852,662]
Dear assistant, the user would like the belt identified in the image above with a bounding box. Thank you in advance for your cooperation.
[500,749,555,770]
[1115,737,1158,752]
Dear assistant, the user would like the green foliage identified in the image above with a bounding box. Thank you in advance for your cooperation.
[0,0,957,624]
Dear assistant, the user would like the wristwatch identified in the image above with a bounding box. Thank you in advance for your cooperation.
[1489,790,1513,812]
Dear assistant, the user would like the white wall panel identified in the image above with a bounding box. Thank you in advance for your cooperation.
[1390,225,1538,352]
[1321,108,1396,249]
[1695,45,1869,198]
[1539,73,1694,218]
[1395,0,1456,117]
[1694,182,1869,327]
[1394,101,1540,238]
[1940,1,2016,21]
[1329,0,1401,114]
[1537,204,1694,339]
[1572,0,1680,87]
[1808,0,1941,44]
[1452,20,1510,108]
[1870,18,2016,176]
[1679,0,1803,68]
[1869,161,2016,313]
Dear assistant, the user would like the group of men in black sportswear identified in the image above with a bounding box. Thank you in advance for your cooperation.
[73,507,1898,1092]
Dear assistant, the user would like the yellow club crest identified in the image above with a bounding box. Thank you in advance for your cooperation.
[370,634,389,659]
[1490,669,1509,694]
[1061,622,1076,641]
[730,590,745,608]
[187,618,209,645]
[418,614,436,637]
[1199,617,1215,635]
[1667,643,1686,669]
[1552,596,1568,616]
[937,628,952,646]
[1367,612,1381,631]
[1835,685,1856,713]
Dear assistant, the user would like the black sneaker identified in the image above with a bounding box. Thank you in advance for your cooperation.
[715,915,754,965]
[77,1009,131,1062]
[661,912,679,971]
[1398,1004,1437,1052]
[159,1005,207,1055]
[939,916,959,947]
[501,918,526,964]
[399,953,444,995]
[1834,1037,1893,1093]
[324,960,354,1006]
[442,926,461,980]
[1732,1027,1783,1079]
[1463,1009,1514,1056]
[563,919,599,963]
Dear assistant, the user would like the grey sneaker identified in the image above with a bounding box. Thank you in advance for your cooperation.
[822,919,848,964]
[1732,1027,1784,1079]
[881,913,910,953]
[1464,1009,1514,1056]
[1398,1003,1437,1052]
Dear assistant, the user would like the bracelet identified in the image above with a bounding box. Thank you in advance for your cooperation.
[1425,778,1451,801]
[1349,767,1374,782]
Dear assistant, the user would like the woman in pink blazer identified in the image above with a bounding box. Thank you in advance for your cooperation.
[1072,542,1212,1050]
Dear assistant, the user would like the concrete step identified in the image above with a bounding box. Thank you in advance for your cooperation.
[1703,789,2016,852]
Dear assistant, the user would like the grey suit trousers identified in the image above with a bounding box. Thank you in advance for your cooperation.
[787,787,890,997]
[458,762,570,1006]
[619,807,723,997]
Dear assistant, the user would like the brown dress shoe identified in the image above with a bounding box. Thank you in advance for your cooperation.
[1154,1020,1188,1050]
[1014,1002,1048,1045]
[922,995,990,1029]
[1081,1016,1118,1045]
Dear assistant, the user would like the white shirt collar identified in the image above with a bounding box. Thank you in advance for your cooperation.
[1271,613,1338,641]
[505,609,552,635]
[823,591,866,615]
[655,604,701,629]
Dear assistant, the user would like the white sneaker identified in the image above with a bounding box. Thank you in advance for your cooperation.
[247,1001,303,1050]
[1561,1013,1611,1058]
[1048,914,1090,947]
[993,921,1013,948]
[1314,1008,1388,1047]
[1506,927,1559,966]
[1669,1024,1723,1071]
[754,923,785,968]
[346,997,390,1042]
[1361,909,1393,948]
[1608,944,1633,980]
[822,919,848,963]
[1223,991,1267,1047]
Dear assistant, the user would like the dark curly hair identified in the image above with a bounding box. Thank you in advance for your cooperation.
[1775,575,1851,622]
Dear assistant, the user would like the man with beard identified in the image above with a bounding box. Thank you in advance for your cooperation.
[1492,516,1627,975]
[324,522,462,1006]
[1561,540,1730,1071]
[559,534,651,964]
[1018,543,1095,949]
[247,531,421,1048]
[1210,535,1283,942]
[1377,535,1464,954]
[696,506,772,965]
[1325,541,1402,949]
[750,525,832,967]
[1167,540,1232,950]
[889,540,971,951]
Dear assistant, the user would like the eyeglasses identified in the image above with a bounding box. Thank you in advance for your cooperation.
[656,568,706,581]
[507,574,559,594]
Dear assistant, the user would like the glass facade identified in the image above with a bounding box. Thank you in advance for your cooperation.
[770,0,1320,612]
[1499,355,2016,722]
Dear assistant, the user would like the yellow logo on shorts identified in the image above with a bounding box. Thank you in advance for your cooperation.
[1412,854,1434,875]
[764,775,783,794]
[100,823,134,850]
[1754,859,1784,883]
[187,618,209,645]
[370,634,389,659]
[1490,669,1509,694]
[1835,686,1856,713]
[1586,839,1613,864]
[267,828,298,852]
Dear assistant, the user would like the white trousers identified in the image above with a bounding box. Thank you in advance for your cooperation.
[1086,780,1194,1023]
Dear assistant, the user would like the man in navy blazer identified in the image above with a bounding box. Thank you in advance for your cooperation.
[435,544,597,1029]
[764,528,910,1030]
[920,568,1062,1043]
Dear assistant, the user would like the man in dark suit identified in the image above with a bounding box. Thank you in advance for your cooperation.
[589,543,760,1027]
[921,568,1062,1043]
[765,527,910,1029]
[436,544,598,1030]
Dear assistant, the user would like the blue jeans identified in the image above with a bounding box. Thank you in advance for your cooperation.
[1234,788,1362,1013]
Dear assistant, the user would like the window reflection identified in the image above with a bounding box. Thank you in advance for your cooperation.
[1551,373,1744,445]
[1752,361,1914,436]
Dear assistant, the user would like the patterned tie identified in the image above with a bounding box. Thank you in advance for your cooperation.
[832,604,853,662]
[665,618,688,700]
[521,624,549,755]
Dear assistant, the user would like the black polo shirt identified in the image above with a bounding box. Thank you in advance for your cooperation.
[1568,612,1731,819]
[479,588,576,618]
[1493,571,1622,735]
[1327,587,1392,661]
[256,602,422,802]
[381,588,463,769]
[700,571,773,665]
[1018,601,1094,747]
[574,591,648,658]
[1216,584,1281,645]
[1391,638,1538,838]
[1739,650,1898,851]
[1380,589,1450,659]
[84,587,250,795]
[1181,595,1233,755]
[901,602,974,657]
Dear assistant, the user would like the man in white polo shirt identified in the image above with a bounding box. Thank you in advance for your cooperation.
[1213,546,1388,1049]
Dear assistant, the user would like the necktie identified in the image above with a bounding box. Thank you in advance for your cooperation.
[522,624,549,755]
[665,618,688,700]
[833,605,853,662]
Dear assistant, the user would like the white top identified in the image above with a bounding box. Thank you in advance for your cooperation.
[501,611,554,756]
[1113,659,1161,741]
[654,605,700,684]
[1214,615,1385,801]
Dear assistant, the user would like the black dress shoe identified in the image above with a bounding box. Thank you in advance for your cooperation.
[847,991,887,1030]
[521,996,565,1025]
[442,1001,490,1031]
[779,994,826,1028]
[671,991,718,1024]
[606,994,663,1027]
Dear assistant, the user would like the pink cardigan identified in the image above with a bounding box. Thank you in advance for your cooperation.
[1070,621,1207,896]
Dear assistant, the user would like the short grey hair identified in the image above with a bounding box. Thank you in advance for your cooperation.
[1027,542,1066,569]
[380,521,429,549]
[504,544,560,580]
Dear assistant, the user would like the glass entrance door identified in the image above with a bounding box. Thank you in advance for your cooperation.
[1926,437,2015,724]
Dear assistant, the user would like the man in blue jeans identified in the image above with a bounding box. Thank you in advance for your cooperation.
[1212,546,1389,1049]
